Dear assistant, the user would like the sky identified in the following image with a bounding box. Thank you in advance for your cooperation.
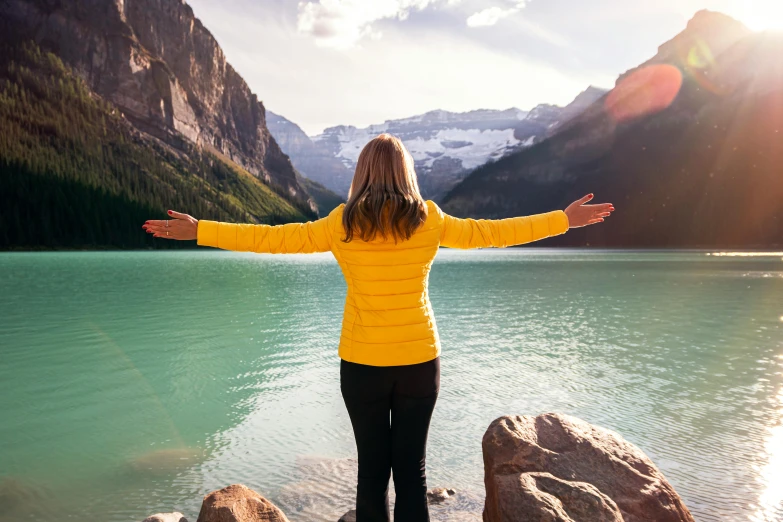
[186,0,780,136]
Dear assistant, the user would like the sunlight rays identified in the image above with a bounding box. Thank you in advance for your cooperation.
[733,0,783,32]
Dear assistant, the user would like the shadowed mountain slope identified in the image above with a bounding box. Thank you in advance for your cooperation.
[442,11,782,248]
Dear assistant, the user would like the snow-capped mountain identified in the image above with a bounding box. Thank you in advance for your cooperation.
[310,108,525,200]
[268,86,606,200]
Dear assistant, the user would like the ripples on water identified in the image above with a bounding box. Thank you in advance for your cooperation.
[0,249,781,521]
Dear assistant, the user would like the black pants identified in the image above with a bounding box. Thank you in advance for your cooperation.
[340,357,440,522]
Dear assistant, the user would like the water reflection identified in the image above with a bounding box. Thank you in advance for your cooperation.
[707,252,783,257]
[273,456,483,521]
[753,387,783,521]
[127,447,207,475]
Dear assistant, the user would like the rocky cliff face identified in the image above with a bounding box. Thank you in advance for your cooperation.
[286,87,605,200]
[0,0,314,212]
[441,11,783,248]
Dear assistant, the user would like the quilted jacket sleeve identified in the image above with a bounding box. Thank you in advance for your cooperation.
[196,205,342,254]
[433,201,569,249]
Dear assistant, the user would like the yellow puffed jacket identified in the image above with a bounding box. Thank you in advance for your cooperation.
[197,200,569,366]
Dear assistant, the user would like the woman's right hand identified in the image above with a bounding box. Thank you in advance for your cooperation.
[564,194,614,228]
[142,210,199,240]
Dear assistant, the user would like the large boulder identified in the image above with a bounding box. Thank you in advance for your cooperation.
[482,413,694,522]
[196,484,289,522]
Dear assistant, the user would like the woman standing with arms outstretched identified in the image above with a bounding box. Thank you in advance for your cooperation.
[142,133,614,522]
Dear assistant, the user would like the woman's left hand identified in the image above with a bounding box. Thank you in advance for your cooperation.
[142,210,199,240]
[564,193,615,228]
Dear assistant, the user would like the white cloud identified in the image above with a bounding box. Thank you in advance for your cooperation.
[293,28,592,134]
[297,0,454,48]
[187,0,611,135]
[466,6,516,27]
[466,0,527,27]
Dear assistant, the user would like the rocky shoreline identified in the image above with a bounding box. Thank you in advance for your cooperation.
[143,413,694,522]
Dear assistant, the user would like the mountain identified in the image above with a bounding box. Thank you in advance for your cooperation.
[311,107,528,200]
[270,87,606,201]
[441,11,783,248]
[266,110,354,205]
[547,86,610,134]
[0,0,320,249]
[0,42,314,250]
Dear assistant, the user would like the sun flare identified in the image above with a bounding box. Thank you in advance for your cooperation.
[732,0,783,31]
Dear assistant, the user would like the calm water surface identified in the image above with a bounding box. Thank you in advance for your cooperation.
[1,249,782,521]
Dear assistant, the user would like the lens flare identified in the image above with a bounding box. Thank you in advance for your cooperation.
[605,64,683,123]
[681,37,730,95]
[686,39,715,70]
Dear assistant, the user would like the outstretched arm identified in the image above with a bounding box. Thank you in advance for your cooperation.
[439,193,614,249]
[142,209,336,254]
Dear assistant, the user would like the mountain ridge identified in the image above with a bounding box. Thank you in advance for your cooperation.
[440,12,783,248]
[0,0,317,213]
[0,42,313,250]
[0,0,334,249]
[268,86,607,200]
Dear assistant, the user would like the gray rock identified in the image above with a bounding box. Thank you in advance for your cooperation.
[427,487,457,504]
[142,513,188,522]
[482,413,695,522]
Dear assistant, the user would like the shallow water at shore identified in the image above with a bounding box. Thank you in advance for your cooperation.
[1,249,781,521]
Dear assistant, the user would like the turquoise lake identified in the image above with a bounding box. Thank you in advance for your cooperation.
[1,249,782,521]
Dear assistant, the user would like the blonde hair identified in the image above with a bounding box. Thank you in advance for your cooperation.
[342,133,427,243]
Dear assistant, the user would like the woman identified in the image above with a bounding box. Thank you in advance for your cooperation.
[142,133,614,521]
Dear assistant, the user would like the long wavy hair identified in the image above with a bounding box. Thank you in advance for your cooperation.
[342,133,427,243]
